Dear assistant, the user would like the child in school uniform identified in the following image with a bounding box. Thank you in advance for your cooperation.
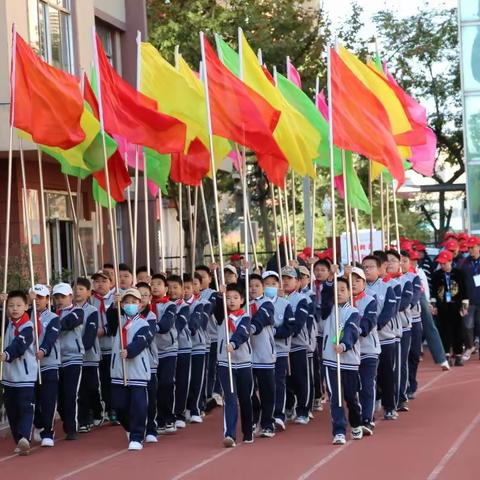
[322,277,363,445]
[74,278,102,433]
[262,271,295,431]
[167,275,191,430]
[185,273,207,423]
[282,266,311,425]
[30,284,60,447]
[107,288,153,450]
[90,270,115,423]
[152,273,178,434]
[217,283,253,448]
[53,282,85,440]
[249,273,276,438]
[0,290,38,455]
[136,282,159,443]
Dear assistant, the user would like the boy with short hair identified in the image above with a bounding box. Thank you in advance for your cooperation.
[217,283,253,447]
[0,290,38,455]
[118,263,134,292]
[136,266,152,284]
[249,273,276,437]
[107,288,153,450]
[323,277,363,445]
[75,277,102,433]
[31,284,60,447]
[53,282,85,440]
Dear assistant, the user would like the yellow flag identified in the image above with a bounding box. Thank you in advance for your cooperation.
[240,32,318,177]
[140,42,230,166]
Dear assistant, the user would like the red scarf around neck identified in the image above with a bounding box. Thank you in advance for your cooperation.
[353,291,366,307]
[383,272,402,283]
[227,309,245,333]
[12,313,32,337]
[121,314,138,348]
[92,291,106,313]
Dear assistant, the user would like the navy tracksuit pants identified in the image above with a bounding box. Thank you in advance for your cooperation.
[4,386,35,443]
[399,330,412,405]
[274,356,289,421]
[325,366,362,436]
[78,365,103,427]
[313,337,325,399]
[359,357,379,423]
[218,365,253,442]
[34,369,58,439]
[394,340,401,407]
[174,352,191,420]
[111,384,147,443]
[146,373,158,436]
[377,342,396,411]
[58,364,82,435]
[252,367,275,430]
[187,353,205,417]
[99,353,112,413]
[156,355,177,427]
[286,349,309,418]
[408,321,423,395]
[206,341,221,399]
[307,354,315,411]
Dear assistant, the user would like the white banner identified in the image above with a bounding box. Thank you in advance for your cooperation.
[340,229,383,265]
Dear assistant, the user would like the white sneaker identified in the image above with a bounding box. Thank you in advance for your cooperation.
[294,416,310,425]
[308,411,314,419]
[33,428,43,443]
[351,427,363,440]
[17,438,30,456]
[190,415,203,424]
[175,420,187,429]
[145,434,158,443]
[274,417,286,431]
[332,434,346,445]
[441,360,451,371]
[212,392,224,406]
[463,348,474,362]
[313,398,323,411]
[41,437,54,447]
[128,441,143,451]
[93,417,104,427]
[184,410,191,422]
[164,423,177,434]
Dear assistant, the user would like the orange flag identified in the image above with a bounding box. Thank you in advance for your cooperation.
[330,48,404,184]
[12,32,85,150]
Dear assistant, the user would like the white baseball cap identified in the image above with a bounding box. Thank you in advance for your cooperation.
[30,284,50,297]
[224,265,238,276]
[52,282,73,296]
[262,270,280,280]
[351,267,366,281]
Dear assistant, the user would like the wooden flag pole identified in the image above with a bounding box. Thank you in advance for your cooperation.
[277,187,290,264]
[291,171,297,259]
[283,179,294,261]
[200,182,219,290]
[37,149,51,291]
[124,152,135,264]
[368,161,374,253]
[178,184,184,277]
[327,46,342,407]
[392,180,400,248]
[157,189,166,273]
[97,201,105,268]
[200,31,233,392]
[19,140,42,384]
[380,172,385,248]
[132,148,139,281]
[187,186,194,274]
[342,151,354,303]
[270,183,283,289]
[191,186,199,273]
[386,180,391,247]
[353,208,361,263]
[143,161,151,276]
[93,26,127,385]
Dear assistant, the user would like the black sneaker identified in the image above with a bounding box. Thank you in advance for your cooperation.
[397,402,409,412]
[384,410,398,420]
[78,425,91,433]
[454,355,464,366]
[65,432,78,440]
[362,420,375,436]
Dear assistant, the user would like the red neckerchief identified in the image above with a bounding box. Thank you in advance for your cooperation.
[150,295,169,312]
[249,300,259,316]
[408,266,416,273]
[383,272,401,282]
[12,313,31,337]
[35,309,44,336]
[92,291,106,314]
[121,314,138,348]
[227,309,245,333]
[353,291,366,307]
[174,298,184,306]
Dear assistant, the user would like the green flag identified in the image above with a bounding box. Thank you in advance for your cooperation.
[92,178,116,208]
[339,152,371,214]
[144,147,171,195]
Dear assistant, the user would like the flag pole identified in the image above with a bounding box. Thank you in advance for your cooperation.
[178,183,184,277]
[92,27,127,385]
[291,171,297,259]
[191,186,199,273]
[133,148,139,279]
[1,24,17,382]
[283,178,294,261]
[380,172,385,248]
[200,31,233,392]
[353,208,361,263]
[392,180,400,248]
[200,182,219,290]
[277,187,290,263]
[37,149,51,287]
[124,150,135,266]
[270,183,283,288]
[368,161,374,253]
[386,180,391,247]
[327,46,342,407]
[342,151,353,303]
[96,201,104,268]
[187,186,195,273]
[19,140,41,384]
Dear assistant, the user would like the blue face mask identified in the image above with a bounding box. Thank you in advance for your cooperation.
[123,304,139,317]
[264,286,278,299]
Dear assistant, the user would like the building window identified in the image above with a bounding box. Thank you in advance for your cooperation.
[95,20,120,70]
[27,0,74,73]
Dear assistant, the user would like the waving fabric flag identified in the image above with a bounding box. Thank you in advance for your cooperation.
[95,34,186,155]
[286,58,302,88]
[330,48,404,184]
[12,32,85,149]
[202,36,288,186]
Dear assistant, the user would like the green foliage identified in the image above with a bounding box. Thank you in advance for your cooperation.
[0,247,38,292]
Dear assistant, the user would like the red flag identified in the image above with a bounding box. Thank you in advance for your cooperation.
[330,49,404,184]
[83,75,99,118]
[12,33,85,149]
[95,34,186,154]
[92,150,131,202]
[203,37,288,186]
[170,138,210,186]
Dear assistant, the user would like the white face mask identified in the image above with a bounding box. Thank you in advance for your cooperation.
[123,304,139,317]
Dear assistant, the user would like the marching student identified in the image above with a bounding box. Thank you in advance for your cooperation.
[185,273,207,424]
[167,275,192,430]
[75,278,103,433]
[282,266,311,425]
[262,271,295,431]
[224,265,239,285]
[217,283,253,447]
[90,270,116,423]
[30,285,60,447]
[118,263,134,293]
[323,277,363,445]
[106,288,153,451]
[102,263,116,288]
[346,266,379,435]
[153,273,178,434]
[136,266,152,284]
[0,290,38,455]
[249,273,276,437]
[362,254,398,420]
[53,282,84,440]
[298,266,312,294]
[136,282,159,443]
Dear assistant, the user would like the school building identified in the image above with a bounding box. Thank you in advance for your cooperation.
[0,0,183,285]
